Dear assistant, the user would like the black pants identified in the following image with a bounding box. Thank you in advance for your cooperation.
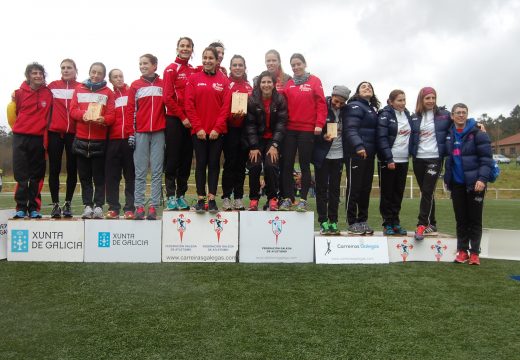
[315,158,343,224]
[47,131,77,203]
[282,130,314,201]
[165,116,193,198]
[105,139,135,212]
[12,134,46,212]
[248,140,280,200]
[345,156,374,225]
[378,161,409,226]
[77,152,105,207]
[192,135,224,196]
[451,183,484,254]
[413,158,441,226]
[222,127,247,199]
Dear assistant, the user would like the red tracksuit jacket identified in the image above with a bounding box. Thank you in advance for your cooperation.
[13,82,53,136]
[163,57,194,120]
[126,75,166,133]
[227,77,253,128]
[47,79,80,134]
[109,85,133,139]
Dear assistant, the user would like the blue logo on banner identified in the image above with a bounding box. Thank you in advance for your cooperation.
[98,232,111,248]
[11,230,29,252]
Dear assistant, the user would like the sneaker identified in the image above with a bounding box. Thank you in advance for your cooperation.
[233,198,245,210]
[93,206,104,219]
[166,196,178,211]
[124,211,135,220]
[146,205,157,220]
[454,250,469,264]
[329,222,340,235]
[360,221,374,235]
[176,196,190,210]
[62,201,73,218]
[51,203,62,218]
[134,206,146,220]
[393,224,407,236]
[268,198,279,211]
[424,224,438,236]
[320,221,330,235]
[208,199,218,214]
[195,199,206,213]
[279,198,292,211]
[222,197,233,211]
[469,253,480,265]
[82,206,94,219]
[29,210,42,219]
[415,225,426,241]
[105,210,119,219]
[248,199,259,211]
[383,225,396,236]
[13,210,27,219]
[295,199,308,212]
[348,223,366,235]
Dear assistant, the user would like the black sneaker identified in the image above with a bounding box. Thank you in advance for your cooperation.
[195,199,206,213]
[51,203,62,219]
[208,199,218,214]
[62,201,73,218]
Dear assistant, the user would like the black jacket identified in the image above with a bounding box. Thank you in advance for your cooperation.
[312,96,346,169]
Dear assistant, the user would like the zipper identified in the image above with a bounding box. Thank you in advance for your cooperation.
[65,80,70,133]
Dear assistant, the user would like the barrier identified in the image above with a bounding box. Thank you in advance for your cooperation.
[387,236,457,262]
[481,228,520,261]
[315,236,389,264]
[0,209,15,259]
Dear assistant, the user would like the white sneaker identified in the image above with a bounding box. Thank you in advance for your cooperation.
[93,206,104,219]
[82,206,93,219]
[233,198,245,210]
[222,197,233,211]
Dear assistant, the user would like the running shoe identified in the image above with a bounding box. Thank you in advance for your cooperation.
[208,199,218,214]
[233,198,245,210]
[13,210,27,219]
[454,250,469,264]
[328,222,340,235]
[82,206,94,219]
[424,224,438,236]
[279,198,293,211]
[348,223,366,235]
[134,206,146,220]
[93,206,104,219]
[383,225,395,236]
[222,197,233,211]
[146,205,157,220]
[195,199,206,213]
[51,203,62,219]
[124,211,135,220]
[249,199,259,211]
[166,196,178,211]
[393,224,407,236]
[62,201,73,218]
[105,210,119,219]
[268,198,279,211]
[414,225,426,241]
[469,253,480,265]
[176,196,190,210]
[29,210,42,219]
[360,221,374,235]
[320,221,330,235]
[295,199,308,212]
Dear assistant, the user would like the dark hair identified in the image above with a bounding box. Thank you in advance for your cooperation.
[254,70,277,98]
[387,89,405,105]
[203,46,219,61]
[229,54,247,81]
[89,62,107,78]
[177,36,194,49]
[24,62,46,83]
[108,68,123,81]
[353,81,381,110]
[60,58,78,72]
[451,103,468,113]
[209,41,225,49]
[140,53,158,66]
[289,53,306,65]
[415,87,437,114]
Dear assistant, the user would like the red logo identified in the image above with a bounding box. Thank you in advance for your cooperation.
[397,239,414,262]
[431,240,448,262]
[172,214,191,242]
[268,216,286,244]
[209,213,228,243]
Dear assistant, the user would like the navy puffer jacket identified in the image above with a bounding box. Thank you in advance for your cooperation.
[410,107,452,158]
[376,105,413,162]
[342,97,378,158]
[444,120,493,191]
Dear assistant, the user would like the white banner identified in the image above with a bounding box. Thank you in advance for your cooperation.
[239,212,314,263]
[162,211,239,262]
[482,228,520,261]
[387,236,457,262]
[8,219,84,262]
[84,220,162,262]
[315,236,389,264]
[0,209,15,260]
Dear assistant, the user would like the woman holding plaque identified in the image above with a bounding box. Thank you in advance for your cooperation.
[185,46,231,213]
[279,53,327,212]
[221,55,253,211]
[70,62,115,219]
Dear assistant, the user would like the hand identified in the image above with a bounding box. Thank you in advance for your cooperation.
[182,118,191,129]
[95,116,105,125]
[232,110,245,118]
[388,162,396,170]
[249,149,261,163]
[323,134,333,142]
[209,130,219,140]
[196,130,206,140]
[128,135,136,149]
[267,146,279,163]
[477,123,487,133]
[474,180,486,192]
[314,126,322,135]
[356,149,367,159]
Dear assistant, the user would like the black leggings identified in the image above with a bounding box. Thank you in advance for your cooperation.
[282,130,314,201]
[247,140,280,200]
[192,135,224,196]
[47,131,77,203]
[164,116,193,197]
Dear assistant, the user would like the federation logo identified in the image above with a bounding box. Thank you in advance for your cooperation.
[98,232,111,248]
[431,240,448,262]
[172,214,191,242]
[396,239,414,262]
[209,213,228,243]
[268,216,286,244]
[11,230,29,252]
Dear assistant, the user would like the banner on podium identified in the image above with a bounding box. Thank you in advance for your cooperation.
[162,211,239,262]
[8,218,84,262]
[0,209,15,260]
[387,237,457,262]
[315,236,389,264]
[84,220,162,262]
[239,212,314,263]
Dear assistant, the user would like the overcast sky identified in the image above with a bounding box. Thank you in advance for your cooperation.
[1,0,519,127]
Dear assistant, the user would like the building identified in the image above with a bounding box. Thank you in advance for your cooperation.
[492,132,520,156]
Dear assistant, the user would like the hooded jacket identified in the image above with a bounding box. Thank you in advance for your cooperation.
[126,75,166,133]
[47,79,81,133]
[13,81,53,136]
[163,57,194,120]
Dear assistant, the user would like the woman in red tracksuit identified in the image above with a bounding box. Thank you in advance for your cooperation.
[163,37,195,211]
[280,53,327,211]
[185,46,231,213]
[70,62,115,219]
[105,68,135,219]
[221,55,253,211]
[47,59,80,218]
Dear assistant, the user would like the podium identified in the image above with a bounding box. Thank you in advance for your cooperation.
[0,209,15,259]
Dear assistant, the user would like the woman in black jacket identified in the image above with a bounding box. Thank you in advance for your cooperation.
[245,71,287,211]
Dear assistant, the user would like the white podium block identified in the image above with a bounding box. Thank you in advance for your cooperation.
[84,220,162,262]
[387,236,457,262]
[239,211,314,263]
[315,236,389,264]
[0,210,15,260]
[162,211,239,262]
[8,218,84,262]
[482,228,520,261]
